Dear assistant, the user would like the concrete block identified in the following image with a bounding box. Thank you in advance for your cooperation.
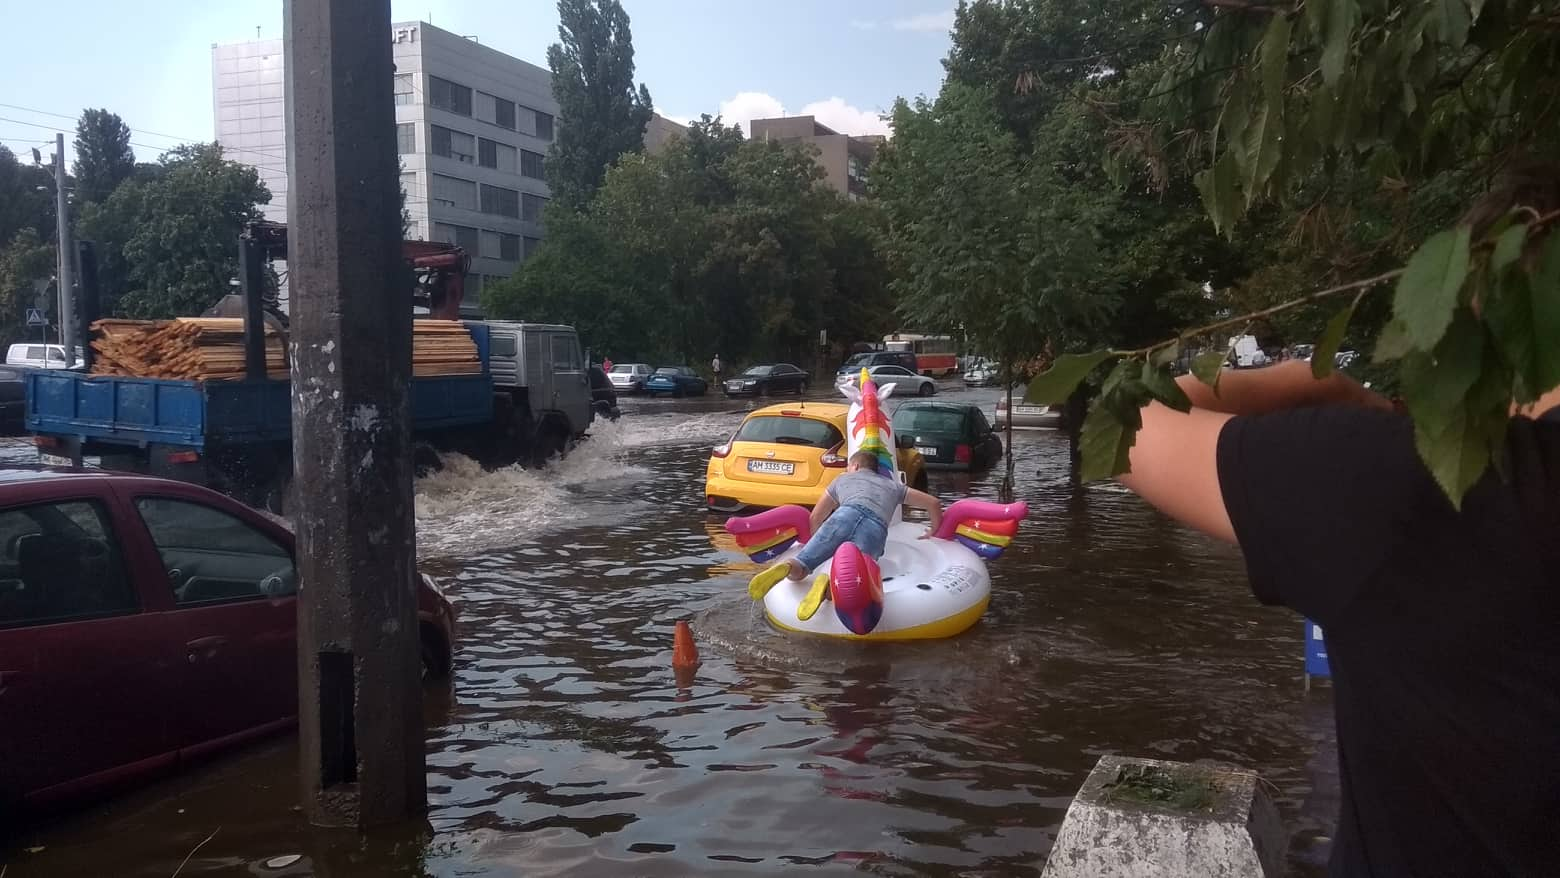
[1042,755,1286,878]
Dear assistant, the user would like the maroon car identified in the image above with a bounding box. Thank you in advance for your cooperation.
[0,468,455,814]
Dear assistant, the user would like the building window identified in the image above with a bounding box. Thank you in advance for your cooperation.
[429,76,472,116]
[534,111,555,141]
[396,123,416,155]
[431,174,477,211]
[478,138,517,173]
[434,222,479,252]
[522,192,546,223]
[479,230,521,261]
[431,125,475,164]
[479,184,520,218]
[523,236,542,259]
[476,91,517,130]
[393,74,414,106]
[520,149,544,180]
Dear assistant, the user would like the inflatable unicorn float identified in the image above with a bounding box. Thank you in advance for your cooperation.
[724,368,1028,640]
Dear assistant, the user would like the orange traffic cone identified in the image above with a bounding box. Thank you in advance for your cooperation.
[673,619,700,691]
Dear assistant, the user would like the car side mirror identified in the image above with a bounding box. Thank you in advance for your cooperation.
[895,434,914,449]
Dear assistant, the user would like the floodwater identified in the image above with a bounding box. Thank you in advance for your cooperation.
[0,383,1339,876]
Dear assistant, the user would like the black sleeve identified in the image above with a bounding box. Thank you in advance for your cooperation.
[1216,405,1434,625]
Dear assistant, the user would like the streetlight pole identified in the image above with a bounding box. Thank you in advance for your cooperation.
[52,133,76,359]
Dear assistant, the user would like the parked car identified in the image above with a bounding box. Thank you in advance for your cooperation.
[587,364,621,421]
[0,468,456,816]
[995,392,1063,429]
[645,366,709,397]
[607,363,655,394]
[705,403,927,512]
[4,344,82,371]
[835,350,918,377]
[892,401,1003,470]
[0,367,23,434]
[962,358,999,387]
[864,365,936,397]
[723,363,809,397]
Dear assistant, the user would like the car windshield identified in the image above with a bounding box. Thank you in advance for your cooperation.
[894,408,966,433]
[734,416,842,449]
[741,366,773,377]
[842,353,873,367]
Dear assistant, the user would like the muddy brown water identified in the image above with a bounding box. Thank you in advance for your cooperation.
[0,385,1338,876]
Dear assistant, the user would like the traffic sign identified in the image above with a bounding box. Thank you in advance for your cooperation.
[25,308,46,327]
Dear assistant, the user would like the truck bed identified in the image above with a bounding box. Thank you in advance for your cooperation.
[25,370,495,450]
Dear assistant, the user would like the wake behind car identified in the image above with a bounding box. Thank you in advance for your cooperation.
[0,468,455,816]
[723,363,808,397]
[892,401,1003,470]
[705,403,926,512]
[645,366,708,397]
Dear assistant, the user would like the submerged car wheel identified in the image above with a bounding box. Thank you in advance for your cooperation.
[918,382,935,397]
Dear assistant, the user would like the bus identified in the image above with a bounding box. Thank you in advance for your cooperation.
[883,333,958,377]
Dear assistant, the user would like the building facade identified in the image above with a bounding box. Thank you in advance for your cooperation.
[214,22,678,305]
[748,116,882,200]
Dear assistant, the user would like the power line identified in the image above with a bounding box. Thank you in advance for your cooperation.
[0,111,294,175]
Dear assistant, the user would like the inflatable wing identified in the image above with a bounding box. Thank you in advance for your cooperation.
[934,499,1029,561]
[726,505,812,564]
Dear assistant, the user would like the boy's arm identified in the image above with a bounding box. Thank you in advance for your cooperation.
[904,487,942,536]
[809,492,838,535]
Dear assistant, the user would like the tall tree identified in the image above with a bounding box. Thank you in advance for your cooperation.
[73,109,135,206]
[0,146,56,249]
[0,228,57,342]
[545,0,654,206]
[77,143,269,318]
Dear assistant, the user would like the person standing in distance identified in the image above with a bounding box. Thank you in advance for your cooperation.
[711,354,723,385]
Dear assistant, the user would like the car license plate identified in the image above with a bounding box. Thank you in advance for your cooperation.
[39,452,73,467]
[747,460,794,475]
[1016,406,1046,415]
[916,446,938,457]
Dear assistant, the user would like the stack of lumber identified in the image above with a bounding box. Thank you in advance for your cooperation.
[86,318,481,381]
[90,318,287,381]
[412,320,482,377]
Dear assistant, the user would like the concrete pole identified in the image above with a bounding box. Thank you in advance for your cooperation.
[284,0,424,826]
[53,134,76,361]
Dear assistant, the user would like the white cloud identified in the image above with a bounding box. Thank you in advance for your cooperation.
[799,97,892,137]
[717,91,788,136]
[891,10,955,32]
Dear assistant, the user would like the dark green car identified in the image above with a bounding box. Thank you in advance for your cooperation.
[891,401,1003,471]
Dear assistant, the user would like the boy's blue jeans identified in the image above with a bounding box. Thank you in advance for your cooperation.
[793,505,888,572]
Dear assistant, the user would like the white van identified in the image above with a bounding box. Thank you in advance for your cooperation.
[5,344,83,370]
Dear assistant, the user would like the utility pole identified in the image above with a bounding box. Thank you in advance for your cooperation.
[285,0,424,826]
[52,134,76,360]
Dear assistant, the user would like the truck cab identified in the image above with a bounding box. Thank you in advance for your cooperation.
[482,321,593,458]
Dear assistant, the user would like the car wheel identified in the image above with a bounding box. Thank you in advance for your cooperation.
[918,382,934,397]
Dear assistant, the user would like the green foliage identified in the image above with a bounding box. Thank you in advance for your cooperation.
[545,0,654,207]
[1026,351,1117,405]
[0,146,56,250]
[486,116,892,365]
[0,228,57,341]
[77,143,270,319]
[72,109,135,207]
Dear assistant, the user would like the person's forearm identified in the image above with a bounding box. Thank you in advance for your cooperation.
[1176,360,1390,416]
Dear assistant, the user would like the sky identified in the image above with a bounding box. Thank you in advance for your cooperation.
[0,1,955,165]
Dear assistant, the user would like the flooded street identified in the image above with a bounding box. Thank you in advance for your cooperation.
[1,383,1337,876]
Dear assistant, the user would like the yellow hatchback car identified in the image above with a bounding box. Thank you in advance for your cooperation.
[705,402,927,513]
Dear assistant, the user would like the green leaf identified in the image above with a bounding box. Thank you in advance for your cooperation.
[1150,340,1181,369]
[1242,104,1283,204]
[1491,222,1527,275]
[1261,14,1293,107]
[1140,360,1192,413]
[1436,0,1471,49]
[1190,350,1226,391]
[1194,150,1241,236]
[1304,0,1328,41]
[1392,226,1471,350]
[1078,398,1137,482]
[1312,300,1357,379]
[1025,351,1116,405]
[1321,0,1359,85]
[1402,312,1484,432]
[1531,232,1560,394]
[1373,318,1413,363]
[1484,272,1538,403]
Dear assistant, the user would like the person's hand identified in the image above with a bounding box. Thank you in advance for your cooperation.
[919,526,935,540]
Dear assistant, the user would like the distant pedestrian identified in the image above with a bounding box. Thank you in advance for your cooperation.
[603,356,613,372]
[711,354,723,383]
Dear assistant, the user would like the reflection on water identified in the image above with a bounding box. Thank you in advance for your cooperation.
[0,385,1335,877]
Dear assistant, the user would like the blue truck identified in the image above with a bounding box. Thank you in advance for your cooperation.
[26,223,597,512]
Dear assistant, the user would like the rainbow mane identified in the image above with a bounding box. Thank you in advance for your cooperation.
[932,499,1028,561]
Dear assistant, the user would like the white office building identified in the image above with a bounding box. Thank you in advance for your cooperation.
[212,22,561,304]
